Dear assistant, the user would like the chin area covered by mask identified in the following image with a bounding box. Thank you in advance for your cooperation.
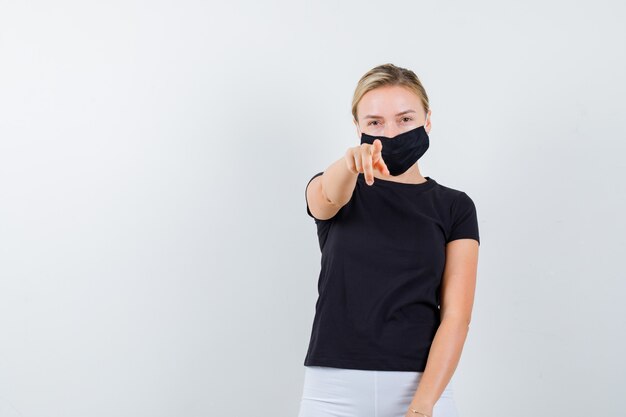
[359,122,430,176]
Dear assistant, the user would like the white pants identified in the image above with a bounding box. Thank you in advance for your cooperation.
[297,366,459,417]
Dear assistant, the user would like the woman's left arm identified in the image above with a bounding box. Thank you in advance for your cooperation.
[406,238,479,416]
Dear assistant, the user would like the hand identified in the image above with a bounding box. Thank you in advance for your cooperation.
[344,139,390,186]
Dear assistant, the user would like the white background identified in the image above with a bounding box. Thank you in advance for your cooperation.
[1,1,625,416]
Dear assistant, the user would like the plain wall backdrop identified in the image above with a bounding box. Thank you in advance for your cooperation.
[1,1,625,416]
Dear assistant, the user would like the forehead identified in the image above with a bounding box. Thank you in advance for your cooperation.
[357,85,423,118]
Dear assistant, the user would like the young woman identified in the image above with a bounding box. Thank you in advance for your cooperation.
[298,63,480,417]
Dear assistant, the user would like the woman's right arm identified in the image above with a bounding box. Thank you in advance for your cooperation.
[306,140,388,221]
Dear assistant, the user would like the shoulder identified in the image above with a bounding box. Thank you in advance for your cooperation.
[431,180,475,205]
[430,181,479,223]
[433,180,480,244]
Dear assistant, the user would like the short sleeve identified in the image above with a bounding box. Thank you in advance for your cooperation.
[305,171,327,221]
[447,192,480,245]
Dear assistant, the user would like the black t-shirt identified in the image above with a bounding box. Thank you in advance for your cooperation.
[303,171,480,372]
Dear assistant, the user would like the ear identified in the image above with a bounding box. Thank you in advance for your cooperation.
[424,110,432,134]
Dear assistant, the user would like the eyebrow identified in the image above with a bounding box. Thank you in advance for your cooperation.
[362,110,417,119]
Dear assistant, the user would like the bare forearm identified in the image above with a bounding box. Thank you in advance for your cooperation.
[321,156,358,207]
[410,318,469,411]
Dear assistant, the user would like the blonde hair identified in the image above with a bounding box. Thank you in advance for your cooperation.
[351,63,430,123]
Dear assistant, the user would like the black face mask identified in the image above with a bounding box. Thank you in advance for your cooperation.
[359,124,430,176]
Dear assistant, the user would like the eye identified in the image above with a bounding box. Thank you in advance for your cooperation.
[401,117,413,122]
[367,120,380,126]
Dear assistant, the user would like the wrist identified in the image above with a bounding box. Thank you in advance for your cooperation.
[409,399,434,416]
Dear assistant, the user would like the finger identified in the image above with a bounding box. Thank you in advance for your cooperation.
[369,139,380,160]
[375,154,390,175]
[371,140,390,175]
[354,147,363,173]
[375,158,390,176]
[362,146,374,185]
[346,148,359,174]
